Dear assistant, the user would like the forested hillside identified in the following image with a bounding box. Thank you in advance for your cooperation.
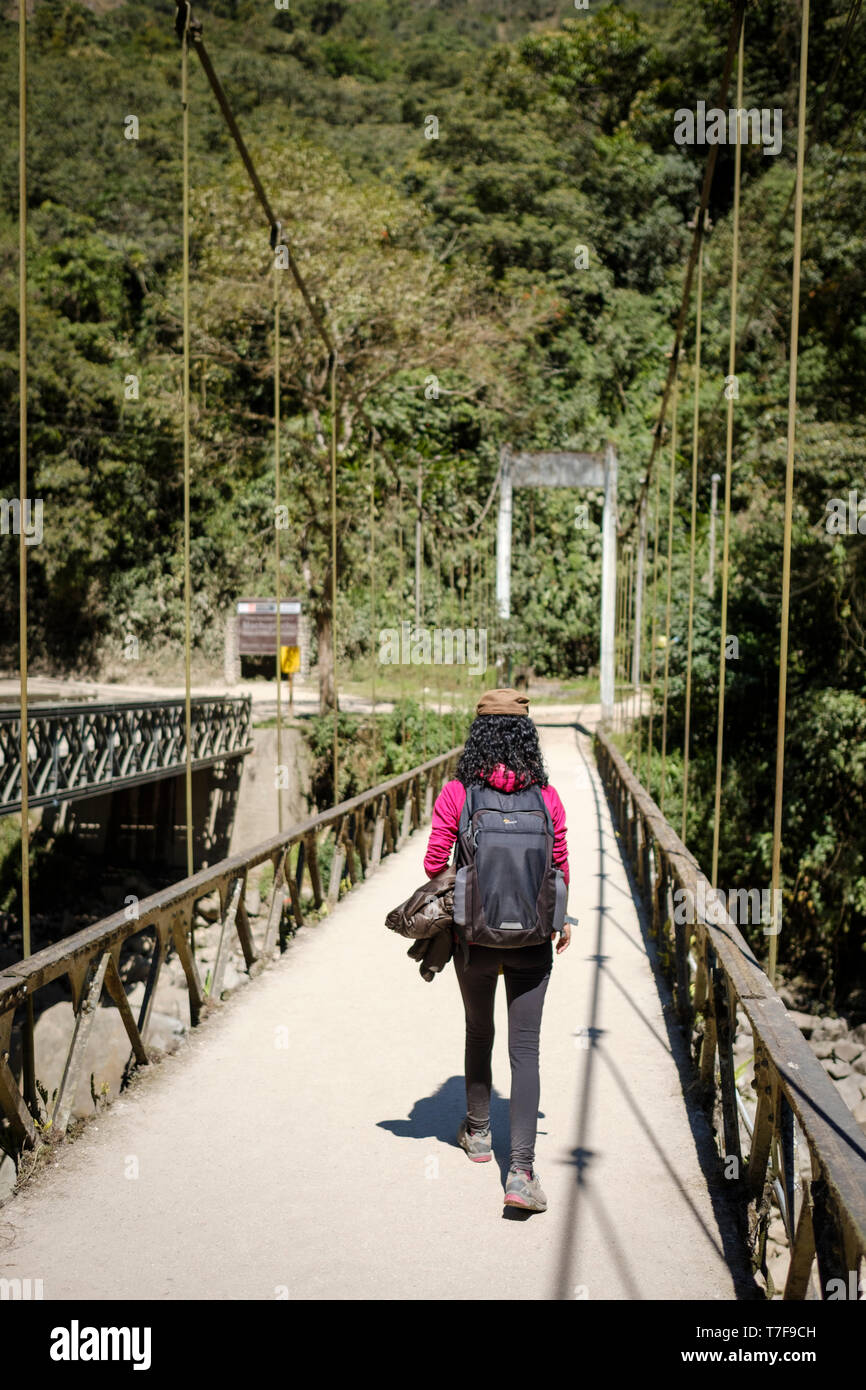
[1,0,865,1001]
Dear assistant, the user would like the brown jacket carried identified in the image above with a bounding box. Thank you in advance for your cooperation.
[385,865,455,938]
[385,865,468,981]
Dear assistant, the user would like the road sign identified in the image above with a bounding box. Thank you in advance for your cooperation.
[237,598,301,655]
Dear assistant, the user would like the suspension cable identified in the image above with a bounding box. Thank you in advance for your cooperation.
[711,18,745,887]
[172,0,340,801]
[769,0,811,985]
[681,210,706,842]
[624,545,634,744]
[173,1,332,357]
[274,255,283,833]
[634,496,648,785]
[18,0,36,1115]
[646,459,662,798]
[690,0,862,460]
[398,478,406,748]
[181,6,194,879]
[619,0,745,545]
[660,366,679,818]
[330,352,338,798]
[369,435,377,770]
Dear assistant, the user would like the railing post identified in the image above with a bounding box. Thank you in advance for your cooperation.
[698,939,718,1086]
[811,1177,852,1297]
[746,1040,776,1197]
[344,819,358,886]
[625,791,636,863]
[327,818,346,907]
[713,962,742,1172]
[211,876,243,999]
[354,809,368,877]
[286,841,305,939]
[388,789,399,849]
[398,791,413,847]
[306,832,324,908]
[0,1004,37,1151]
[52,951,111,1137]
[641,819,652,910]
[171,903,203,1027]
[783,1178,816,1300]
[260,851,287,961]
[673,913,692,1026]
[370,795,387,869]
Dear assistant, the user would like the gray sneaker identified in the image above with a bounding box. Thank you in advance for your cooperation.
[457,1118,493,1162]
[504,1165,547,1211]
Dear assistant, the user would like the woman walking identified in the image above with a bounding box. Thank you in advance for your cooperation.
[423,688,570,1213]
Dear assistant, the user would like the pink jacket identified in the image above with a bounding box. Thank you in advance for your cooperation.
[423,764,569,885]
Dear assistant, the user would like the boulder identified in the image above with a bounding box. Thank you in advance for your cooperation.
[786,1010,820,1038]
[33,1000,134,1121]
[810,1039,836,1059]
[144,1011,187,1055]
[835,1073,866,1113]
[810,1017,848,1043]
[219,962,246,996]
[152,976,191,1026]
[850,1022,866,1046]
[822,1058,853,1081]
[832,1039,864,1065]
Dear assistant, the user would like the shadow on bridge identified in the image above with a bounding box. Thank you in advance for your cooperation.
[546,722,758,1301]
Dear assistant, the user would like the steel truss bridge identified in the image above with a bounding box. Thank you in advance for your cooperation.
[0,697,252,815]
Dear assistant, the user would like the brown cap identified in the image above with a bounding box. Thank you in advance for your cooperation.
[475,688,530,717]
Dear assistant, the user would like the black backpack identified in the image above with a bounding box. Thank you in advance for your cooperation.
[453,782,567,948]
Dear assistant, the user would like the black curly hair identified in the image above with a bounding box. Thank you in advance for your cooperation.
[456,714,548,788]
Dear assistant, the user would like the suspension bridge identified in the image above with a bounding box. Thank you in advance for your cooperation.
[0,711,791,1299]
[4,0,866,1306]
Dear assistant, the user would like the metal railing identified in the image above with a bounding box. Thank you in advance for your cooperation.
[595,726,866,1301]
[0,748,461,1156]
[0,697,253,814]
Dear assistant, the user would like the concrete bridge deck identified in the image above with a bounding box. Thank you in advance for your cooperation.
[0,714,749,1300]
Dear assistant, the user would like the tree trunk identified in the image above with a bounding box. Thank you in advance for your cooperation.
[317,608,337,714]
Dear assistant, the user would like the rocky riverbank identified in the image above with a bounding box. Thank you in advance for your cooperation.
[730,996,866,1297]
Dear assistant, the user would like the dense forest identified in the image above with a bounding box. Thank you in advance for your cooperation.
[1,0,864,1003]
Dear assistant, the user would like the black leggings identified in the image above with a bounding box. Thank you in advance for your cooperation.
[453,939,552,1170]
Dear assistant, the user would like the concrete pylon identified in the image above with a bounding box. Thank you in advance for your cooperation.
[495,442,617,716]
[496,448,513,621]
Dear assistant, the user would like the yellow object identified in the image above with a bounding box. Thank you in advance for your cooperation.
[281,645,300,675]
